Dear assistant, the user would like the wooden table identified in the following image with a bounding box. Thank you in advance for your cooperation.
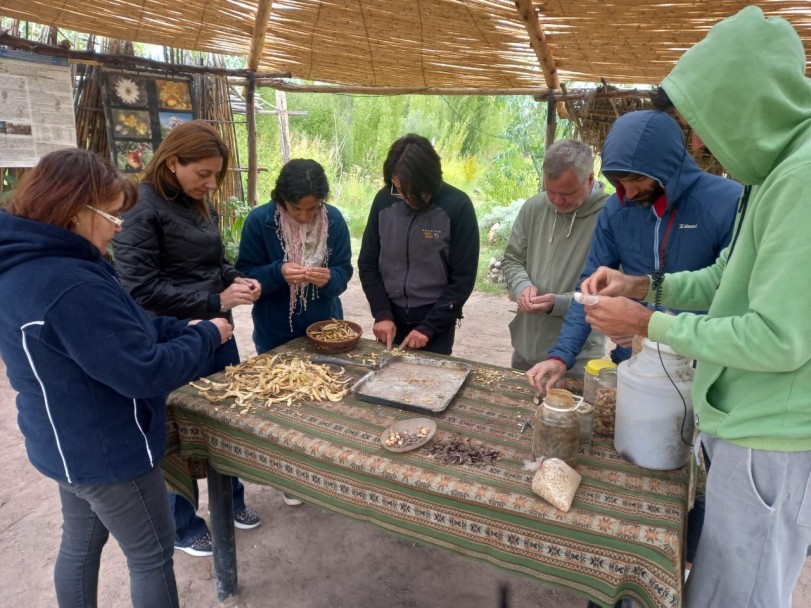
[164,338,688,607]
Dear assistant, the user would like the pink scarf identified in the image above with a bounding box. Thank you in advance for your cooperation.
[275,205,329,328]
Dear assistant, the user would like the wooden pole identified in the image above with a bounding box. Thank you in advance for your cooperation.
[513,0,568,119]
[246,74,258,207]
[231,77,652,103]
[545,91,557,151]
[248,0,274,72]
[276,90,291,165]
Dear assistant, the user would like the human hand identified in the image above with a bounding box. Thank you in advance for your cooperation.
[281,262,308,286]
[373,320,397,349]
[516,285,538,312]
[525,359,567,394]
[304,266,331,288]
[612,334,636,348]
[526,293,555,314]
[233,277,262,301]
[206,317,234,344]
[581,267,650,299]
[583,297,653,343]
[400,329,429,350]
[220,281,257,311]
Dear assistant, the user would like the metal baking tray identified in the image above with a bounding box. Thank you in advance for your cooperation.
[350,355,472,415]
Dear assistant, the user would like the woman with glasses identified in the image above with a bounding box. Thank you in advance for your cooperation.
[236,159,352,355]
[358,133,479,355]
[113,120,263,557]
[0,149,231,607]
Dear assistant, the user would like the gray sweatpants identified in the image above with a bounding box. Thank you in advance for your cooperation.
[685,433,811,607]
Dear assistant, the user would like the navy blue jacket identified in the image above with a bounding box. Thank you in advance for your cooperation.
[549,111,742,368]
[235,202,353,354]
[0,211,221,484]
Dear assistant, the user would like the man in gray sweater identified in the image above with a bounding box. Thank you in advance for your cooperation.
[502,139,609,373]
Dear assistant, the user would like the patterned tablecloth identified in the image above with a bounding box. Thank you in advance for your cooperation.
[164,338,688,608]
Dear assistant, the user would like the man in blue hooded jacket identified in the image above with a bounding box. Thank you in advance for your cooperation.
[526,110,741,393]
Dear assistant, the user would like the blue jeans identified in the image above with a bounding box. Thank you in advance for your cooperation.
[170,476,246,547]
[169,333,249,547]
[55,465,178,608]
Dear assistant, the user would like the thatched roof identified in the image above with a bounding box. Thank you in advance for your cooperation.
[2,1,810,92]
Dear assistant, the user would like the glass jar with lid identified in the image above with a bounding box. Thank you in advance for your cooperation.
[531,388,580,468]
[583,359,617,405]
[593,367,618,436]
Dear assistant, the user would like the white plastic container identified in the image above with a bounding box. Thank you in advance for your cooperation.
[614,338,695,470]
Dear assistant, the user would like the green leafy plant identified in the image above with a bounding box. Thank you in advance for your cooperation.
[219,197,252,263]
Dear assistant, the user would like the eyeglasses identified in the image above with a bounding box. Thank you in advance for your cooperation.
[86,205,124,227]
[391,183,418,201]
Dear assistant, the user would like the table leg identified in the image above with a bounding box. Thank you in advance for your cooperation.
[207,463,239,603]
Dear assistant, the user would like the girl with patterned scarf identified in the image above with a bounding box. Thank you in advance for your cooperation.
[236,159,353,355]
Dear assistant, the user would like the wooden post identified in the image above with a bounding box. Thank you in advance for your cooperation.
[246,74,258,206]
[276,89,291,164]
[545,90,557,151]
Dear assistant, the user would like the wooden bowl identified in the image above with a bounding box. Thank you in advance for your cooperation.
[305,319,363,353]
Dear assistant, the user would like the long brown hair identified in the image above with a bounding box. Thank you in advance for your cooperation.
[140,120,230,220]
[7,149,136,229]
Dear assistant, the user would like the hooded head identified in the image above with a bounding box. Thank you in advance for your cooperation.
[601,110,702,209]
[661,6,811,185]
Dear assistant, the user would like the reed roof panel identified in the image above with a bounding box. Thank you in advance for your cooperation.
[2,0,810,89]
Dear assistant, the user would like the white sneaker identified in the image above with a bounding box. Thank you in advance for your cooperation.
[282,493,303,506]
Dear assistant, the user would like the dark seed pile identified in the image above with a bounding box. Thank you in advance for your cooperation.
[427,436,500,465]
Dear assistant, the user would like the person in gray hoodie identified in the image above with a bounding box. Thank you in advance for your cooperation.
[502,139,608,373]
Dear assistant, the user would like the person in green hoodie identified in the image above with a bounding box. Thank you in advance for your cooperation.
[502,139,608,373]
[578,7,811,607]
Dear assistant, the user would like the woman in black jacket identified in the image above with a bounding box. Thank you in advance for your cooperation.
[113,120,262,556]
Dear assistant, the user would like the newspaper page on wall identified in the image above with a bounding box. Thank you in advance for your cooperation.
[101,69,195,173]
[0,49,77,167]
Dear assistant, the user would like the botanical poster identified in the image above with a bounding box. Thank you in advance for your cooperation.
[102,70,196,173]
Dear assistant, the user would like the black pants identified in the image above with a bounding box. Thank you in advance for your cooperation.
[391,303,456,355]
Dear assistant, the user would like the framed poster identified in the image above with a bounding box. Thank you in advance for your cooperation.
[0,49,77,167]
[102,69,196,173]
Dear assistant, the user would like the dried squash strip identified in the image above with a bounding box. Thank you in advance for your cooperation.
[191,353,351,410]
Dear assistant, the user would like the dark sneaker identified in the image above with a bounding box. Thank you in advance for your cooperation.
[233,506,261,529]
[175,532,213,557]
[283,493,303,506]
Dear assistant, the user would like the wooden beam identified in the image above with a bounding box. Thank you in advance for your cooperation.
[241,78,563,96]
[248,0,274,73]
[230,78,651,103]
[545,91,557,150]
[0,33,289,79]
[246,75,259,207]
[513,0,568,118]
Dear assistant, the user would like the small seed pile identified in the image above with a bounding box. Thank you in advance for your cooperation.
[427,436,500,465]
[309,319,358,342]
[474,368,513,386]
[383,426,431,448]
[593,387,617,436]
[191,353,351,410]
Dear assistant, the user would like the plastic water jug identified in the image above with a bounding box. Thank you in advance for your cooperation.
[615,338,695,470]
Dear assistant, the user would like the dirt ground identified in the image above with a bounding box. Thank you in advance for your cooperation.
[1,277,809,607]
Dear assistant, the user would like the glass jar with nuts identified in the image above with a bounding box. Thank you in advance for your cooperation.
[593,367,618,437]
